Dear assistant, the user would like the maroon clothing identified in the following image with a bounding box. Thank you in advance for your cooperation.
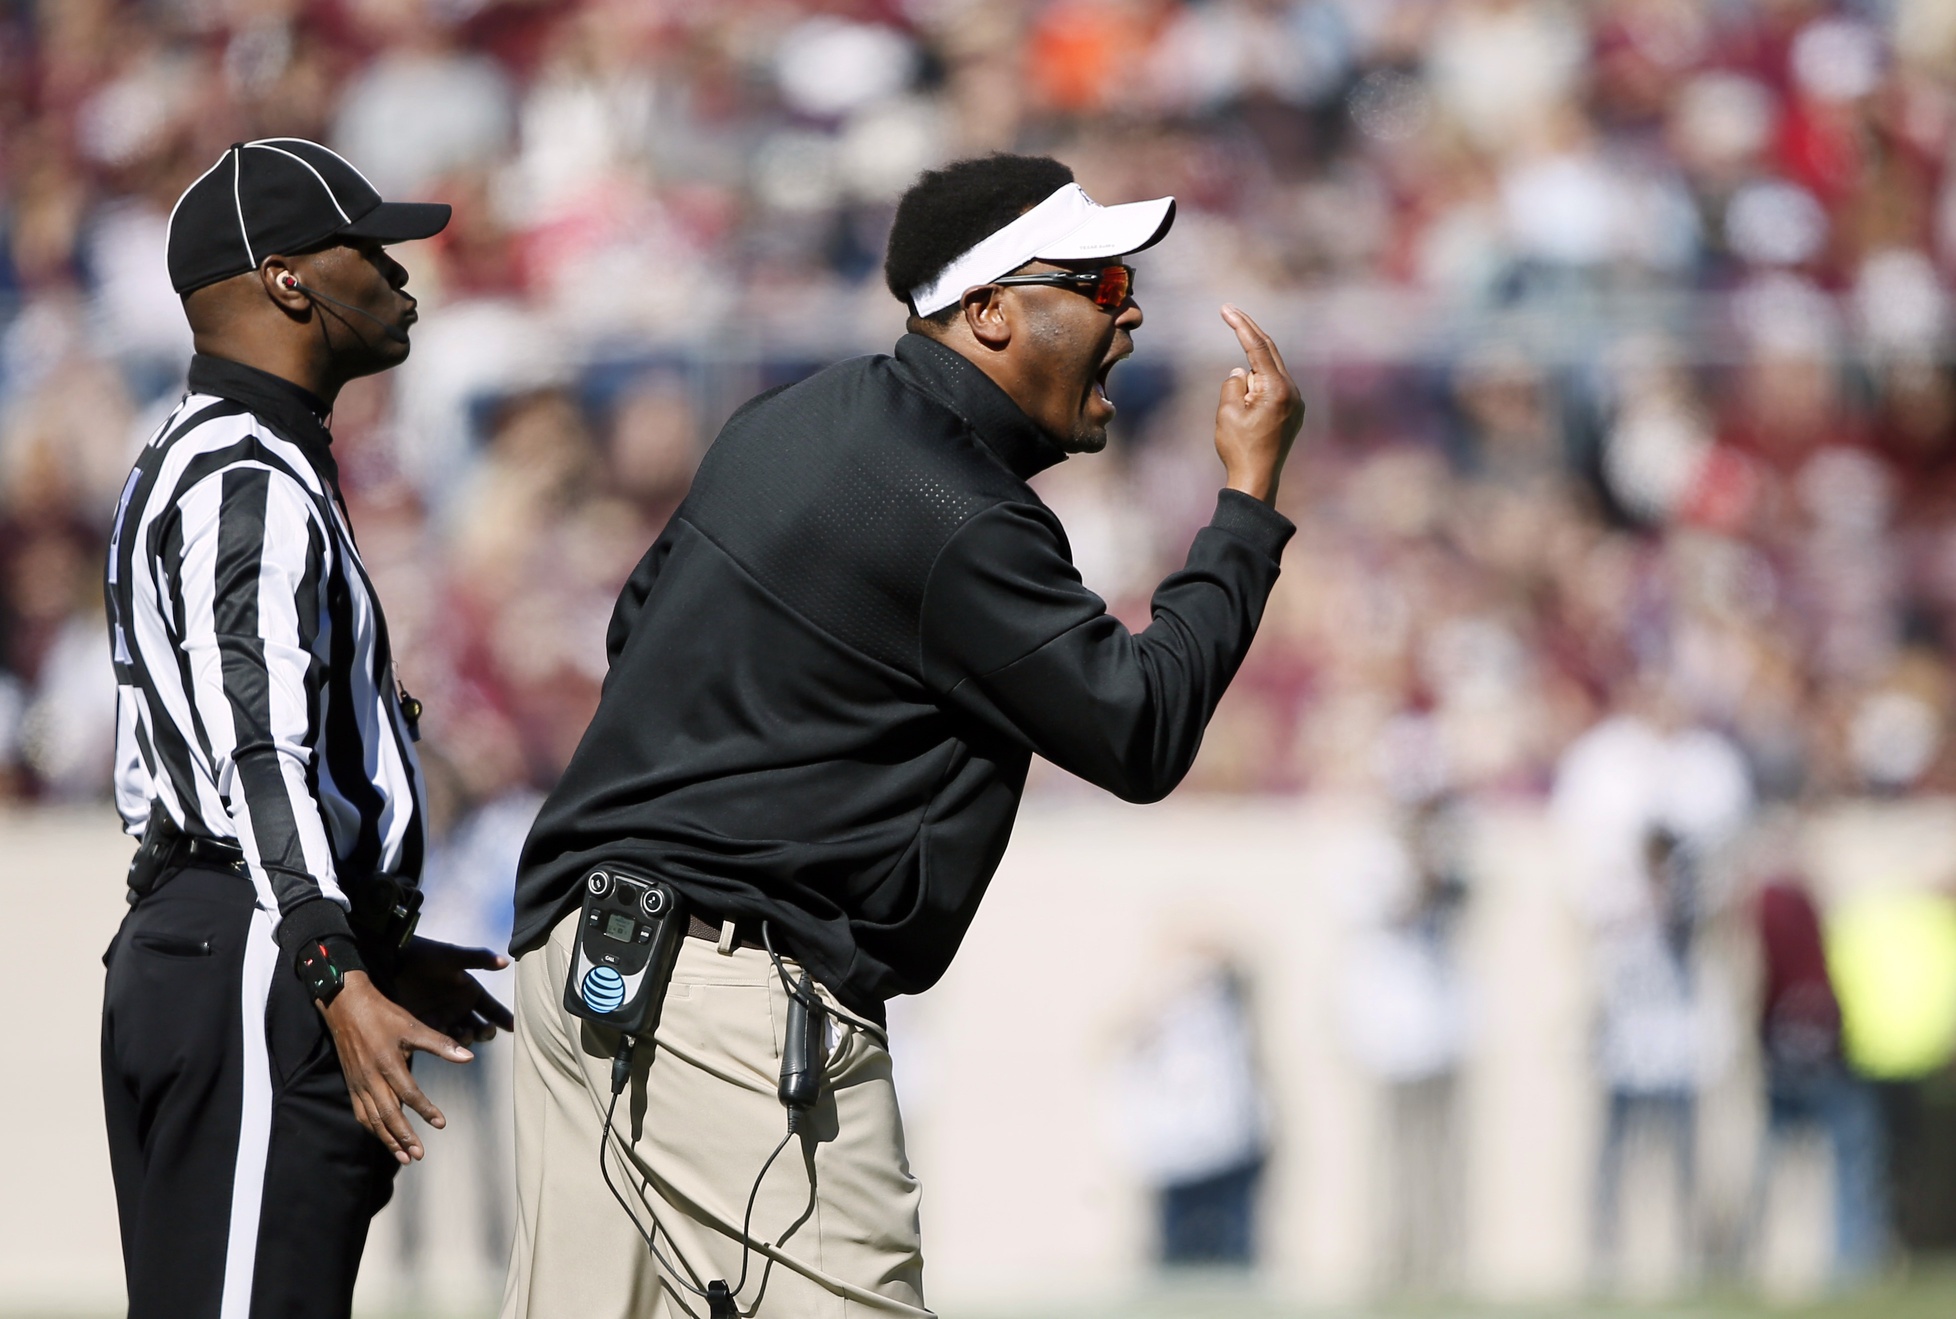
[1757,879,1842,1068]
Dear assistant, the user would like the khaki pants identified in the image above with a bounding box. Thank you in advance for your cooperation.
[501,914,930,1318]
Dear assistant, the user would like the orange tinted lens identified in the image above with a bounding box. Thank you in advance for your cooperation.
[1094,265,1132,309]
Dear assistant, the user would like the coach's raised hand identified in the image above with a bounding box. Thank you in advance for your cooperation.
[1214,304,1304,506]
[321,973,473,1164]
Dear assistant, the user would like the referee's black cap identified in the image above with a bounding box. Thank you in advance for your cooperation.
[167,139,451,295]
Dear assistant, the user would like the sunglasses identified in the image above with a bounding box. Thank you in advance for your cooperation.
[988,263,1136,312]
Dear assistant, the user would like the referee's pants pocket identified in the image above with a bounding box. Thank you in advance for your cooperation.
[265,944,340,1091]
[105,888,244,1087]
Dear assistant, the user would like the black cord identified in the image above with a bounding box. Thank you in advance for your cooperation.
[730,1126,796,1297]
[760,919,887,1049]
[761,919,821,1009]
[598,1046,714,1303]
[599,1032,800,1314]
[595,925,847,1313]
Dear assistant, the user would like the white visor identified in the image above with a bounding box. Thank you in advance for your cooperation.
[908,183,1176,317]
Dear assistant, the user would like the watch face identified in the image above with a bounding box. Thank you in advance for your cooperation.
[300,945,345,1004]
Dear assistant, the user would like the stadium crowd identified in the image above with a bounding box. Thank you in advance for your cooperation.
[0,0,1952,816]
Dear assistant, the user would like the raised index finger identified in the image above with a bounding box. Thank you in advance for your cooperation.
[1221,304,1290,380]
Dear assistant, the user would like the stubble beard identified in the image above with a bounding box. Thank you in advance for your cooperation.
[1059,418,1109,454]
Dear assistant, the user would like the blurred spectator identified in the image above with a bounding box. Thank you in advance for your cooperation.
[1338,797,1472,1294]
[1590,826,1712,1289]
[1827,883,1956,1253]
[1744,864,1887,1284]
[1552,689,1753,921]
[1116,949,1270,1269]
[333,11,514,198]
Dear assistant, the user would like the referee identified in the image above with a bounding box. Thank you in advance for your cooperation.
[101,140,511,1319]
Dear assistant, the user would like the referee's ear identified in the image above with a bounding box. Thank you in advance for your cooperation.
[261,257,311,316]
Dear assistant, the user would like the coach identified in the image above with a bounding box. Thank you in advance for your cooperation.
[101,140,511,1319]
[504,153,1303,1315]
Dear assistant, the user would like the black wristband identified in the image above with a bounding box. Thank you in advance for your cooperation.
[296,933,366,1008]
[274,894,357,961]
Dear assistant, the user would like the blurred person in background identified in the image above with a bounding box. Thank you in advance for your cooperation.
[1591,826,1710,1289]
[1744,856,1888,1286]
[1117,947,1271,1272]
[1340,795,1473,1295]
[1826,879,1956,1258]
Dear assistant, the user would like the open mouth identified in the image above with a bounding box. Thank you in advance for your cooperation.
[1092,353,1125,409]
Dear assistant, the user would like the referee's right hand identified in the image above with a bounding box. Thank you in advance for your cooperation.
[320,972,473,1163]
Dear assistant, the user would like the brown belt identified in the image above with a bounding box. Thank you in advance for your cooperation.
[685,911,769,954]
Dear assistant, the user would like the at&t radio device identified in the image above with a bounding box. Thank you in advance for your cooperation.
[565,865,688,1038]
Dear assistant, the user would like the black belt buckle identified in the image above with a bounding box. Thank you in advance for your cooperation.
[182,834,246,873]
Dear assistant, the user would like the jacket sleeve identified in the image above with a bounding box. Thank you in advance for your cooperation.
[173,464,353,957]
[919,488,1293,802]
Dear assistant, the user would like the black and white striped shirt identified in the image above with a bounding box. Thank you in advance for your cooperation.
[107,354,425,951]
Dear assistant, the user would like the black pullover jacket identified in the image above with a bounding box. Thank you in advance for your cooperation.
[512,333,1294,1018]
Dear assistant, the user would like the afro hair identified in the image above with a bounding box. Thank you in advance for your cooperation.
[884,154,1076,323]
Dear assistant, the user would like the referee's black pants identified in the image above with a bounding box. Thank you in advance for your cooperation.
[101,864,398,1318]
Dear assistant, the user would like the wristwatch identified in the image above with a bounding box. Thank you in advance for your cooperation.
[296,935,362,1007]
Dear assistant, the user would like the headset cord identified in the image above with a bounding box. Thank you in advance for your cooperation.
[598,1042,717,1307]
[760,918,887,1048]
[728,1120,797,1299]
[597,929,815,1319]
[761,918,835,1020]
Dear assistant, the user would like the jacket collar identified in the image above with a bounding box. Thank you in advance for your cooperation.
[894,333,1067,481]
[185,354,340,486]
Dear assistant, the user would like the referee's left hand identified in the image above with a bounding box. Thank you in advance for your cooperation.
[392,936,515,1046]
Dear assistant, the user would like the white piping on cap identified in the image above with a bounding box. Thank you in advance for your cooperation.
[245,141,350,224]
[231,147,255,269]
[262,136,381,196]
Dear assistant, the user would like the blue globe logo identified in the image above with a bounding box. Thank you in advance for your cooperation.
[581,965,627,1014]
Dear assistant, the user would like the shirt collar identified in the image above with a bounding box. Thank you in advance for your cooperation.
[893,333,1067,481]
[185,353,336,460]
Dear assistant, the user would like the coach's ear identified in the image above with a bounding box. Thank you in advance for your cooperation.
[962,285,1012,352]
